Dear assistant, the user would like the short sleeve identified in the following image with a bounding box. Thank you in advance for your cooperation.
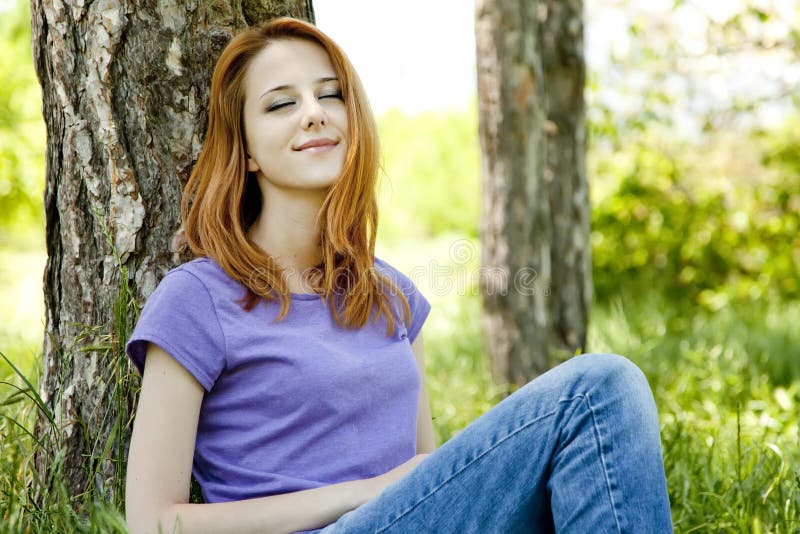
[125,269,226,392]
[375,257,431,344]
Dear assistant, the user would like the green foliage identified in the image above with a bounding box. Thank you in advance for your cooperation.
[375,100,800,316]
[0,0,45,243]
[0,249,45,382]
[590,121,800,311]
[376,102,481,243]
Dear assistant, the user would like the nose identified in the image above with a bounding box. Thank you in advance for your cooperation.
[301,94,327,130]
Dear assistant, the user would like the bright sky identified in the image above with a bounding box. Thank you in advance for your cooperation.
[313,0,477,115]
[314,0,798,130]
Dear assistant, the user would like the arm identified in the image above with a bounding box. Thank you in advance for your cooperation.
[125,343,403,534]
[411,332,436,454]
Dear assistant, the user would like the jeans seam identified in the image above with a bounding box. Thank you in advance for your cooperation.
[584,392,623,533]
[376,403,569,533]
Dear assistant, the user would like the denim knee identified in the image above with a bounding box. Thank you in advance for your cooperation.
[573,353,649,390]
[571,353,651,395]
[569,353,662,435]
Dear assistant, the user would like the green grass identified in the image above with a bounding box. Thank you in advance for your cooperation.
[1,238,799,532]
[589,292,800,532]
[0,248,45,382]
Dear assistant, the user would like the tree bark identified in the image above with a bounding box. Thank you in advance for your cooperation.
[475,0,590,388]
[541,0,591,366]
[31,0,314,507]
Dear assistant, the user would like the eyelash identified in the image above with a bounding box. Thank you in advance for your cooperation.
[267,91,344,112]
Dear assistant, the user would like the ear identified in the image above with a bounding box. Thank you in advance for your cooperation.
[246,154,261,173]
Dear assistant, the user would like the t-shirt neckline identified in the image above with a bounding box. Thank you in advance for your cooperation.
[289,291,323,301]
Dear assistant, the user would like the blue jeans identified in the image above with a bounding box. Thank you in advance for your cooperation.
[315,353,672,533]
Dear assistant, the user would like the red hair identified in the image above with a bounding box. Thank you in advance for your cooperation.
[181,17,410,335]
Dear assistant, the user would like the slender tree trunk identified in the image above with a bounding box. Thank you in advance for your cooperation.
[541,0,591,364]
[31,0,313,506]
[475,0,589,388]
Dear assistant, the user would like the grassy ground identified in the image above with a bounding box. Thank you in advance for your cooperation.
[1,238,799,532]
[591,293,800,532]
[0,248,45,381]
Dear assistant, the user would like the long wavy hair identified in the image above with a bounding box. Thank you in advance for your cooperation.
[181,17,410,336]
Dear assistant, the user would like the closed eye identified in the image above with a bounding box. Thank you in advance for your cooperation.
[322,91,344,101]
[266,91,344,113]
[267,101,292,112]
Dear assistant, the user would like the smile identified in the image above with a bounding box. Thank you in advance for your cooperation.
[294,137,339,151]
[297,143,338,154]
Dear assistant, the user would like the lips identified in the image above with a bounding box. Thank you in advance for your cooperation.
[295,138,338,151]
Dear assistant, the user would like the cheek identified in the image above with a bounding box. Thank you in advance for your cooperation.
[332,107,349,133]
[247,120,289,153]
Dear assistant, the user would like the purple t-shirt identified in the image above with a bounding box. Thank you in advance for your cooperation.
[126,256,430,505]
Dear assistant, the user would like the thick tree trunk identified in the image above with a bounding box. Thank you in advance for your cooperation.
[31,0,313,506]
[475,0,589,388]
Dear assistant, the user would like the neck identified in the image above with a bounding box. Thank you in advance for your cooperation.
[247,182,329,280]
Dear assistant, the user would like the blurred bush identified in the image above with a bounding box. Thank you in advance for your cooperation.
[0,0,45,244]
[590,117,800,309]
[376,103,481,242]
[376,97,800,311]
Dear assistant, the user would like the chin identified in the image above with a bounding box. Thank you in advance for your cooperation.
[309,170,344,187]
[265,168,340,189]
[303,176,340,190]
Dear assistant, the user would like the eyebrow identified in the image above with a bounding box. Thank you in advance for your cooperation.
[259,77,340,100]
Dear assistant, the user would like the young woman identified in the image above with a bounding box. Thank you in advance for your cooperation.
[124,17,672,534]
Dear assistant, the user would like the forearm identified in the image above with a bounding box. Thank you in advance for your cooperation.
[129,447,427,534]
[132,476,383,534]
